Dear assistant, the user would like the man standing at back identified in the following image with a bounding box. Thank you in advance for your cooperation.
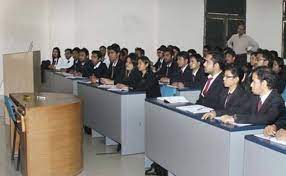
[227,23,259,67]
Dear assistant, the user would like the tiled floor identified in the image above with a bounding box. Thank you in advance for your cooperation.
[0,120,145,176]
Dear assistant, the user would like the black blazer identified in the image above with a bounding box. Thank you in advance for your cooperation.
[119,68,142,88]
[134,71,161,98]
[171,66,193,85]
[156,61,180,80]
[196,72,226,109]
[235,90,286,125]
[186,67,207,89]
[72,60,92,77]
[91,62,108,78]
[215,86,250,116]
[154,58,164,72]
[105,59,125,84]
[275,71,286,94]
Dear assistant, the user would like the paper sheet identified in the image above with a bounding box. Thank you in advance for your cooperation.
[255,134,286,146]
[176,105,213,114]
[157,96,189,104]
[65,75,83,79]
[98,84,115,89]
[214,117,252,127]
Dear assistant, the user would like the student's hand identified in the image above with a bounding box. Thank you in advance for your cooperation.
[100,78,114,85]
[90,76,98,84]
[220,115,235,124]
[201,111,216,120]
[276,129,286,141]
[116,84,128,89]
[160,77,170,84]
[263,124,277,137]
[73,72,81,76]
[177,82,185,89]
[152,67,156,73]
[171,82,178,88]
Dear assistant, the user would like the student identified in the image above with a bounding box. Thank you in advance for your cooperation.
[89,50,108,83]
[202,65,249,119]
[196,51,226,109]
[224,49,237,66]
[135,47,145,57]
[156,48,179,83]
[67,47,80,73]
[203,45,211,58]
[273,57,286,93]
[220,66,286,125]
[55,48,74,71]
[99,45,110,67]
[187,49,197,57]
[119,48,129,63]
[134,56,161,98]
[100,44,125,85]
[49,47,61,69]
[153,46,166,72]
[262,50,274,68]
[171,51,192,88]
[172,46,180,59]
[73,48,92,77]
[116,53,142,89]
[189,54,207,89]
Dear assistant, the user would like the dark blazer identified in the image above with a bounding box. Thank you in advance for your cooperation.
[235,90,286,126]
[119,68,142,88]
[215,86,250,116]
[171,66,193,86]
[105,59,125,84]
[154,58,164,72]
[275,71,286,94]
[66,59,78,72]
[71,60,92,77]
[156,61,180,80]
[134,70,161,98]
[196,72,226,109]
[91,62,108,78]
[186,67,207,89]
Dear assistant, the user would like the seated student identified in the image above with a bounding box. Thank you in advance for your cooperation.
[134,56,161,98]
[203,45,212,58]
[55,48,74,71]
[171,51,192,88]
[273,57,286,93]
[224,49,237,67]
[67,47,80,73]
[89,50,108,83]
[116,53,142,89]
[135,47,145,57]
[172,46,180,60]
[100,43,125,85]
[99,45,110,67]
[49,47,61,69]
[262,50,274,68]
[187,49,197,57]
[220,66,286,125]
[196,51,226,109]
[153,46,166,72]
[119,48,129,63]
[73,48,92,77]
[202,65,249,120]
[189,54,207,89]
[156,48,179,83]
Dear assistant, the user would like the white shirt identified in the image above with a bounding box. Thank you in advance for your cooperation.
[94,62,102,69]
[112,59,119,67]
[55,57,74,70]
[181,65,188,73]
[102,58,110,67]
[227,34,259,55]
[260,90,272,105]
[167,62,172,68]
[192,68,199,77]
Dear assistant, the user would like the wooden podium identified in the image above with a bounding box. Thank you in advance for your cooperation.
[10,92,83,176]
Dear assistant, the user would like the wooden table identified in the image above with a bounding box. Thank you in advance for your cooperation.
[10,92,83,176]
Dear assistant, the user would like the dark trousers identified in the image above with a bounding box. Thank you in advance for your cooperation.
[235,54,248,68]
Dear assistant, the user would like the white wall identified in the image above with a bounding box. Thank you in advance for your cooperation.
[246,0,283,55]
[157,0,205,55]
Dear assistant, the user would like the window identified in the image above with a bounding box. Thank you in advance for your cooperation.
[204,0,246,49]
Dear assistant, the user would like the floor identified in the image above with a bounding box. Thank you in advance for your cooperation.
[0,117,146,176]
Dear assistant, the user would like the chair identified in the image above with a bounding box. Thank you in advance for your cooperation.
[4,96,25,171]
[160,84,177,97]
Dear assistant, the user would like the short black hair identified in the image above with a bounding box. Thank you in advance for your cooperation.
[72,47,80,53]
[91,50,102,58]
[224,49,236,58]
[99,46,106,49]
[250,52,257,56]
[207,50,225,70]
[157,45,167,52]
[65,48,72,53]
[122,48,129,55]
[253,66,276,89]
[270,50,279,58]
[274,57,284,69]
[177,51,189,61]
[108,43,121,53]
[80,48,89,56]
[164,48,174,56]
[188,49,197,55]
[224,64,244,83]
[262,50,274,68]
[135,47,145,56]
[173,46,180,53]
[190,54,203,64]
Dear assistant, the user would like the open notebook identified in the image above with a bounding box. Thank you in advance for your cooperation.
[214,117,251,127]
[255,134,286,146]
[176,105,213,114]
[157,96,189,104]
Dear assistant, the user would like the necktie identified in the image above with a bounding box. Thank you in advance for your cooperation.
[257,99,262,112]
[202,78,213,96]
[224,93,232,108]
[111,65,115,79]
[166,66,170,77]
